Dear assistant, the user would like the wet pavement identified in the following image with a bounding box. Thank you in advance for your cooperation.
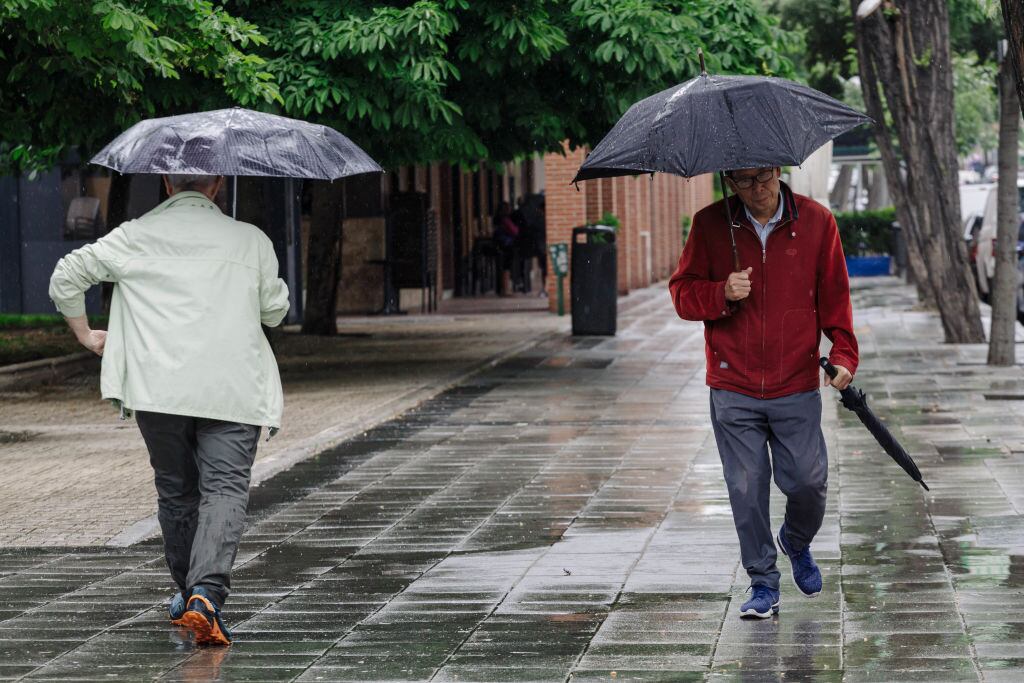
[2,277,1024,681]
[0,309,564,546]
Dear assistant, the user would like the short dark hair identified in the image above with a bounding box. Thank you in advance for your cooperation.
[165,174,221,193]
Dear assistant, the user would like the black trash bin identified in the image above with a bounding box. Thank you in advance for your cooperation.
[571,225,617,335]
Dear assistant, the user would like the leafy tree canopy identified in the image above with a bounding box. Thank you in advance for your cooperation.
[2,0,797,173]
[244,0,798,167]
[953,54,998,156]
[0,0,280,173]
[772,0,852,99]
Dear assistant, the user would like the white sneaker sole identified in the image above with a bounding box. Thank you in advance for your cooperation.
[776,532,821,598]
[740,601,780,619]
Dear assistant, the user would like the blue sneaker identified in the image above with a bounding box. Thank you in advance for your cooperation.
[168,590,187,624]
[740,585,780,618]
[777,523,822,597]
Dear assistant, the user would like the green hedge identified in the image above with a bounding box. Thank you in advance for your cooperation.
[0,313,106,330]
[833,208,896,256]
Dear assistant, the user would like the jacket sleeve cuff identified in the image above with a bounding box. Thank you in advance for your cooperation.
[714,282,735,319]
[828,353,858,376]
[54,298,86,319]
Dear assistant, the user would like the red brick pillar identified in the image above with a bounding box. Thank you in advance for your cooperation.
[543,143,588,313]
[614,177,629,294]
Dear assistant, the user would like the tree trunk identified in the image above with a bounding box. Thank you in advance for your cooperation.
[301,180,345,335]
[866,165,889,210]
[852,0,984,342]
[1001,1,1024,112]
[101,172,132,314]
[830,164,854,210]
[988,56,1021,366]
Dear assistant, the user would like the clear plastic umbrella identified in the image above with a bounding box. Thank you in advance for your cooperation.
[91,107,382,180]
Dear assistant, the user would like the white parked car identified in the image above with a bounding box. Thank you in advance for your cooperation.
[973,180,1024,299]
[959,169,981,184]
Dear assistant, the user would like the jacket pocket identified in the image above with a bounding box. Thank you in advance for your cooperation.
[779,308,817,386]
[708,317,747,378]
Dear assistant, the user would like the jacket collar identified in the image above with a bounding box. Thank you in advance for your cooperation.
[726,180,800,230]
[150,191,222,216]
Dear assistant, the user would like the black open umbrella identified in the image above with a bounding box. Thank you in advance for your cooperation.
[572,51,871,269]
[820,358,930,491]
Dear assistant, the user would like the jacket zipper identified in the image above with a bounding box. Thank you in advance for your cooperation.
[737,214,791,399]
[761,217,790,397]
[761,243,766,398]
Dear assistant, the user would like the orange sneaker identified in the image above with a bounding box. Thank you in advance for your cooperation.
[179,588,232,646]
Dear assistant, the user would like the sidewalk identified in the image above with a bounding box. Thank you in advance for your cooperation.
[1,277,1023,681]
[0,306,567,546]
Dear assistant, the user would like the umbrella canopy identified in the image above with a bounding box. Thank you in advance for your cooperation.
[820,358,930,491]
[573,73,871,183]
[91,107,382,180]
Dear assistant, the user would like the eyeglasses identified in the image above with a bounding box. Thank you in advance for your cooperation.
[728,169,775,190]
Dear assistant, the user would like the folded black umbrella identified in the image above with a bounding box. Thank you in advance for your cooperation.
[820,358,929,491]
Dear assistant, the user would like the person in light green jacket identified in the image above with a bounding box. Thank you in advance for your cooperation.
[49,173,290,646]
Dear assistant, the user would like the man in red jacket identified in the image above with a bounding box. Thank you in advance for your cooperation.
[668,167,858,619]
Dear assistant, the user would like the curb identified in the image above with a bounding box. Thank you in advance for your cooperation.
[105,329,560,547]
[0,351,98,391]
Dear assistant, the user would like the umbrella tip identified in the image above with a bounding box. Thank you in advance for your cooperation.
[697,48,707,76]
[919,480,930,491]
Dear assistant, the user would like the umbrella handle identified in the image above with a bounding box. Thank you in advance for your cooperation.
[819,357,837,379]
[719,172,742,272]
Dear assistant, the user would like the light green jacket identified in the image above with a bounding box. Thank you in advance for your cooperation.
[48,191,290,428]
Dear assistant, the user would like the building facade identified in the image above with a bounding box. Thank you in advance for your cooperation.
[1,145,712,320]
[542,144,713,312]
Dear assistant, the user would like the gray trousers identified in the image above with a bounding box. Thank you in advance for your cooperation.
[136,411,260,608]
[709,389,828,590]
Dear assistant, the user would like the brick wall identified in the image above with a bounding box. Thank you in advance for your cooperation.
[543,143,588,310]
[543,143,713,313]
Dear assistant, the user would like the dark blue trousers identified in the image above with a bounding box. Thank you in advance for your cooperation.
[710,388,828,590]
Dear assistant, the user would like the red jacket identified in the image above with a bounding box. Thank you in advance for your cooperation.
[669,183,858,399]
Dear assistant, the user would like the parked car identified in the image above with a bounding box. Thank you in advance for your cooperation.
[963,212,983,286]
[973,180,1024,301]
[959,169,982,185]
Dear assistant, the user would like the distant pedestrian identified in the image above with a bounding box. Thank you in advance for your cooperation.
[668,168,858,619]
[492,201,520,295]
[514,194,547,295]
[49,174,289,645]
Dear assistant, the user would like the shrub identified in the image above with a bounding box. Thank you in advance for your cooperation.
[833,207,896,256]
[591,211,620,244]
[681,215,692,247]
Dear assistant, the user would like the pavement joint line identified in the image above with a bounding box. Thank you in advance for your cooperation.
[983,458,1023,516]
[699,431,740,674]
[563,390,709,682]
[836,411,846,675]
[926,487,985,682]
[104,327,561,548]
